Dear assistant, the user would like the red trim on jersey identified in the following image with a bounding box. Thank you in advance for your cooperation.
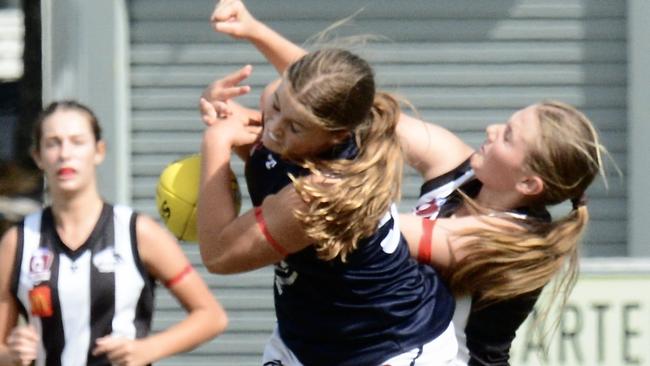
[254,206,288,256]
[417,218,436,264]
[165,264,193,288]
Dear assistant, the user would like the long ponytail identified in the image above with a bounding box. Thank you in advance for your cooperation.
[449,100,607,307]
[293,92,403,261]
[448,205,586,308]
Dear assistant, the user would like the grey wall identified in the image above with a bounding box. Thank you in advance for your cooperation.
[41,0,131,204]
[628,0,650,256]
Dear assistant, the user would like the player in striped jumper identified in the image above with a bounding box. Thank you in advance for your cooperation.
[396,102,607,365]
[0,101,228,366]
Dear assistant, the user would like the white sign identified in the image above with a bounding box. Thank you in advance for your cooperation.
[511,260,650,366]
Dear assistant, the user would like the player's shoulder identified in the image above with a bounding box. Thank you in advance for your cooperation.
[421,158,474,193]
[0,225,18,250]
[106,203,164,242]
[133,212,166,237]
[0,225,19,276]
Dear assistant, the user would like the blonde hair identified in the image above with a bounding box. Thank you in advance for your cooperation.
[285,48,403,262]
[449,101,607,308]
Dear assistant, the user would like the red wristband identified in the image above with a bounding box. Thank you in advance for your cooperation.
[254,206,288,256]
[417,219,436,264]
[165,264,193,288]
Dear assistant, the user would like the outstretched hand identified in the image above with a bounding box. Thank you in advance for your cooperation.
[199,64,262,151]
[201,64,252,107]
[211,0,259,39]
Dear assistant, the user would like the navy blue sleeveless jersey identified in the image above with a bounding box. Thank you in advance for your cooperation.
[414,158,547,366]
[10,204,155,366]
[246,141,455,366]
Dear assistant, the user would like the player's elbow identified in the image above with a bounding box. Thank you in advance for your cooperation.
[199,250,228,274]
[198,241,239,274]
[190,299,229,344]
[209,304,229,337]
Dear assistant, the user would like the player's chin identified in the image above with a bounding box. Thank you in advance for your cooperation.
[469,152,482,169]
[261,137,283,154]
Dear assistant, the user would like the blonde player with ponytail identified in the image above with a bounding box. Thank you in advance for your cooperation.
[197,41,457,366]
[397,101,607,365]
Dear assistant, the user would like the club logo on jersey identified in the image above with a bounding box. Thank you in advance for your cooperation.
[415,200,439,218]
[93,247,121,273]
[274,261,297,295]
[265,153,278,170]
[29,284,54,317]
[28,247,54,283]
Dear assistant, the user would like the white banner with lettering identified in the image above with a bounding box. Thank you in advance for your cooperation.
[511,259,650,366]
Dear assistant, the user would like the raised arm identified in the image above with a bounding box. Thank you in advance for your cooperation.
[211,0,307,74]
[397,113,474,181]
[212,1,475,181]
[197,110,313,274]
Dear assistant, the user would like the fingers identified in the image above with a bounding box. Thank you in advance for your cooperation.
[211,0,252,38]
[244,109,263,127]
[7,326,39,366]
[92,336,126,360]
[214,101,231,119]
[201,65,253,104]
[93,336,145,366]
[199,98,220,126]
[221,64,253,89]
[211,1,241,37]
[8,343,37,366]
[200,97,243,127]
[91,335,114,356]
[211,0,239,23]
[246,125,263,139]
[9,325,39,342]
[203,84,251,103]
[211,0,261,41]
[200,65,254,127]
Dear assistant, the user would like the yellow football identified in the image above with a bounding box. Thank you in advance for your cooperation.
[156,154,241,242]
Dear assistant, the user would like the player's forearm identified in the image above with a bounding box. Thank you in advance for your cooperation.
[138,307,226,363]
[198,127,239,270]
[247,20,307,74]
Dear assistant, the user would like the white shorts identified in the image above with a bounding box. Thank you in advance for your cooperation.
[262,322,457,366]
[380,322,457,366]
[262,326,303,366]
